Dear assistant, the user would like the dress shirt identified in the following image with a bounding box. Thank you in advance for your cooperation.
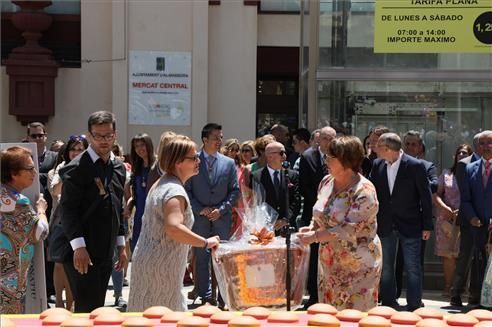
[70,146,124,251]
[386,150,403,195]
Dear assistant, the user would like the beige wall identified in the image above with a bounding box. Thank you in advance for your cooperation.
[1,1,295,149]
[208,3,257,143]
[258,14,300,47]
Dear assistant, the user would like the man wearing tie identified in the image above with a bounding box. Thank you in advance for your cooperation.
[369,133,433,311]
[250,142,301,232]
[186,123,239,305]
[298,126,336,307]
[458,130,492,308]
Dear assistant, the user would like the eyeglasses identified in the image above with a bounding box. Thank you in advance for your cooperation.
[184,154,200,162]
[22,165,36,172]
[241,148,252,153]
[29,133,45,139]
[271,150,286,156]
[69,134,86,142]
[90,132,115,141]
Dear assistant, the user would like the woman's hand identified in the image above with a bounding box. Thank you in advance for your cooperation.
[36,194,48,214]
[206,236,220,250]
[297,231,317,245]
[299,226,312,233]
[442,206,457,221]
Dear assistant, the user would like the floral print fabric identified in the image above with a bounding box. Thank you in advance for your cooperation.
[314,175,382,311]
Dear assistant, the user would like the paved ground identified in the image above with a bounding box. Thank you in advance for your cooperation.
[93,263,471,313]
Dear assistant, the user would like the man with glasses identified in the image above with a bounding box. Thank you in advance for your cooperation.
[26,121,58,302]
[298,125,336,308]
[59,111,128,312]
[186,123,239,307]
[251,141,300,233]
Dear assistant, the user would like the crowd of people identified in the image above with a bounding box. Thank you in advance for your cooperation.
[1,111,492,315]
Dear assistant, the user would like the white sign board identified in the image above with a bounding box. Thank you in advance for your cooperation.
[129,50,192,126]
[0,143,47,313]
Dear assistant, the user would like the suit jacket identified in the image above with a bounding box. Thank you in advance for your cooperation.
[39,150,58,217]
[370,153,433,238]
[422,159,438,194]
[460,158,492,227]
[455,153,481,226]
[298,147,328,226]
[251,167,301,229]
[185,151,239,221]
[59,151,126,261]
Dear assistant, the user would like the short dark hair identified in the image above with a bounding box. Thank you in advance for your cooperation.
[1,146,33,183]
[370,125,390,137]
[293,128,311,144]
[378,133,402,151]
[404,130,424,144]
[87,111,116,132]
[27,122,46,135]
[327,136,365,173]
[201,123,222,140]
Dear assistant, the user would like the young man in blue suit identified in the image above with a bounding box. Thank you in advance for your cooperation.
[450,131,484,307]
[456,130,492,308]
[186,123,239,306]
[370,133,433,311]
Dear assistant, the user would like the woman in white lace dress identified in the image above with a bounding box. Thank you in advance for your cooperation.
[128,135,220,311]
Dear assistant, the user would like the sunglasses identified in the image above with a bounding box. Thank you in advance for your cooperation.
[271,150,286,156]
[241,148,252,153]
[69,134,87,142]
[29,133,45,139]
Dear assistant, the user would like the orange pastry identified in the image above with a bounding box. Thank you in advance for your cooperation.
[143,306,173,319]
[307,303,338,316]
[307,313,341,327]
[358,315,391,327]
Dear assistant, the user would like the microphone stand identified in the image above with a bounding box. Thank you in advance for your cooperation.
[281,160,294,311]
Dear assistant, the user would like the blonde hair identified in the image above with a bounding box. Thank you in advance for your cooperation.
[159,135,196,174]
[157,131,177,164]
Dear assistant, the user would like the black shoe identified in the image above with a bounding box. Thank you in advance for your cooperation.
[47,295,56,304]
[450,296,463,307]
[123,279,129,287]
[201,297,217,306]
[115,297,128,309]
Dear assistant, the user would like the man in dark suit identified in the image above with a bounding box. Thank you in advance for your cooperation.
[370,133,433,311]
[186,123,239,305]
[26,122,58,301]
[450,131,488,307]
[394,130,439,298]
[298,126,336,307]
[59,111,128,312]
[251,141,301,232]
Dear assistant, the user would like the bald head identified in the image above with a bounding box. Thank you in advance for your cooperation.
[265,141,286,169]
[318,126,336,154]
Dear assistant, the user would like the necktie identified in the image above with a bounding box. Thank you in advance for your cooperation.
[273,170,280,195]
[207,156,216,182]
[322,154,328,175]
[484,160,491,188]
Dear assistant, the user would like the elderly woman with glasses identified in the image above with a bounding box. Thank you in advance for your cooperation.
[297,136,382,311]
[128,135,220,311]
[1,146,49,313]
[46,135,88,310]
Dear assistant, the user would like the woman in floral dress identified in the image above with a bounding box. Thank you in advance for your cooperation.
[1,146,49,313]
[298,136,381,311]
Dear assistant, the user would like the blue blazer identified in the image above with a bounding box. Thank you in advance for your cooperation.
[370,153,433,238]
[460,158,492,227]
[185,151,239,220]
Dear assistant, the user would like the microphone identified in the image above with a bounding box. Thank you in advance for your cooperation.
[282,161,290,169]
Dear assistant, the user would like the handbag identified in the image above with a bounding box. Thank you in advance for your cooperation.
[48,196,103,262]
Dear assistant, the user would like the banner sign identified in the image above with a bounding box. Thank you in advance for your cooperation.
[129,51,191,125]
[1,143,47,313]
[374,0,492,53]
